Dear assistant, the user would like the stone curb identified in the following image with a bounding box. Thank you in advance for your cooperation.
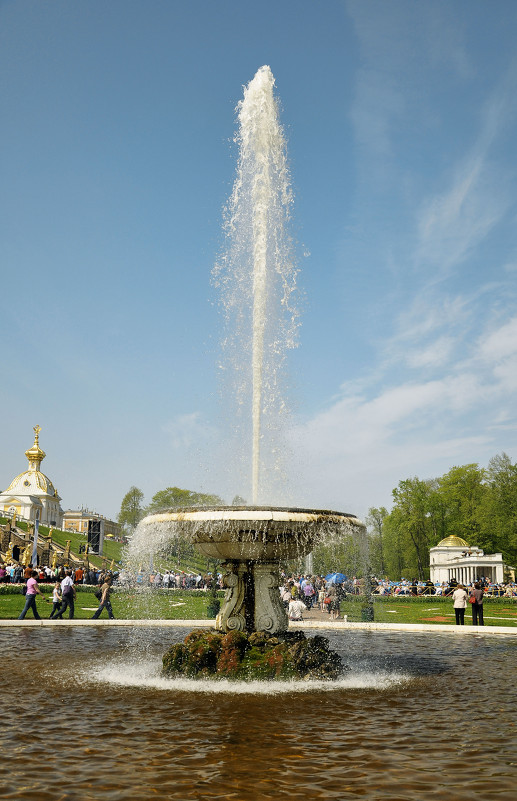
[292,620,517,635]
[0,619,516,635]
[0,619,206,627]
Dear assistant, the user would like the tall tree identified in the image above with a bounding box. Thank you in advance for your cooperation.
[366,507,388,576]
[479,453,517,564]
[390,477,435,579]
[437,463,486,546]
[146,487,224,514]
[118,486,145,534]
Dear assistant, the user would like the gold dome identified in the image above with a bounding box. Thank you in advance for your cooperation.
[3,425,60,500]
[5,470,57,497]
[437,535,469,547]
[24,424,46,470]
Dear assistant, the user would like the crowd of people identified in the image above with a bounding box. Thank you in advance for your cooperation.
[278,574,347,621]
[5,559,517,627]
[16,568,115,621]
[0,562,112,586]
[130,570,217,589]
[370,577,517,597]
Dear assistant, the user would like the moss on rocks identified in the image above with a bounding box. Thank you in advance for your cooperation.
[162,628,344,681]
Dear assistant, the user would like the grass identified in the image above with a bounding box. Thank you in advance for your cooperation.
[0,587,223,621]
[1,516,125,569]
[1,516,209,575]
[339,596,517,627]
[1,587,516,626]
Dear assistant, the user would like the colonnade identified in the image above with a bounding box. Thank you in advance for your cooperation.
[448,565,494,584]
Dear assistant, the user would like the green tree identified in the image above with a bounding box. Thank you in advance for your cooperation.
[382,510,408,580]
[366,507,388,576]
[389,477,436,579]
[145,487,224,567]
[479,453,517,564]
[118,486,145,534]
[436,463,486,545]
[146,486,225,514]
[311,530,364,579]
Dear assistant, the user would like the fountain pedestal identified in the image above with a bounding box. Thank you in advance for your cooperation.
[217,560,287,634]
[138,506,365,635]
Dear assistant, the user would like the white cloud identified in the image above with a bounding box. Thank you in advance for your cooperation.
[477,316,517,362]
[415,153,507,275]
[163,412,216,451]
[404,336,455,368]
[290,312,517,518]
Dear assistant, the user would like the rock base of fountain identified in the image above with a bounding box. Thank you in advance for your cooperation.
[162,628,344,681]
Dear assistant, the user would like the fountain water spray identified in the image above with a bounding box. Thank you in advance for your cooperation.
[214,65,299,504]
[130,67,365,638]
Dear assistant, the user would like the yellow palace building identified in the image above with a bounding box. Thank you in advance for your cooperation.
[0,425,64,527]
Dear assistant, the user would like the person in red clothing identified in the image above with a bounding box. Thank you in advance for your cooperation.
[471,582,484,626]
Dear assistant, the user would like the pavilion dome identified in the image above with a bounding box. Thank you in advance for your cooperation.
[2,425,61,501]
[5,469,59,498]
[436,535,469,547]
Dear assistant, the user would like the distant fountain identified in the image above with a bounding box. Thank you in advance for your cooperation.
[131,67,365,644]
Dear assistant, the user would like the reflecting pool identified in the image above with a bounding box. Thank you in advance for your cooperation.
[2,628,516,800]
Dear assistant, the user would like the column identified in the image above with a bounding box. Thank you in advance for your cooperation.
[216,560,247,632]
[253,562,288,634]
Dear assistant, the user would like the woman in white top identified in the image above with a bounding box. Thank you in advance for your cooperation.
[452,583,468,625]
[288,597,306,621]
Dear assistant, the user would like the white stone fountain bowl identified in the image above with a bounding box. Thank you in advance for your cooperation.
[139,506,365,562]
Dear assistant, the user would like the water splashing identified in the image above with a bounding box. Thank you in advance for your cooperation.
[213,65,299,504]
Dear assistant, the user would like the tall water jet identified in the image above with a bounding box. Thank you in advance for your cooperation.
[213,65,299,504]
[130,67,366,640]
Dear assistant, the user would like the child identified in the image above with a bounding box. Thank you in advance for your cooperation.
[49,581,63,619]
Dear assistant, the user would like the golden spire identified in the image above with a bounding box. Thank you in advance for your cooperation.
[25,424,46,471]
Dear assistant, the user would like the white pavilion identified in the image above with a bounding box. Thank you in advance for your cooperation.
[430,535,506,585]
[0,425,64,527]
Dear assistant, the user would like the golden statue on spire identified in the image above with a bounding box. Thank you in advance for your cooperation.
[25,425,46,471]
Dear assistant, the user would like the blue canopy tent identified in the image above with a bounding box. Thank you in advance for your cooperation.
[325,572,347,584]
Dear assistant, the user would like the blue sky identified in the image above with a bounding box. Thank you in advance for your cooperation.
[1,0,516,522]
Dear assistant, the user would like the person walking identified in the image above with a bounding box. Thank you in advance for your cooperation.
[60,570,76,619]
[327,583,341,620]
[452,583,468,625]
[470,582,484,626]
[49,581,63,619]
[91,574,115,619]
[18,570,48,619]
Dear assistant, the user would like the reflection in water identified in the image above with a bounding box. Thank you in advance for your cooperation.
[2,628,517,800]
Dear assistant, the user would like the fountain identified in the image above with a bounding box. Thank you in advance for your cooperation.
[138,506,363,635]
[128,66,366,681]
[4,67,517,800]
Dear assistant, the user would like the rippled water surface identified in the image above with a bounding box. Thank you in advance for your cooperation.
[2,627,516,800]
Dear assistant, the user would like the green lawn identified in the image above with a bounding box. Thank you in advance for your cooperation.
[2,587,516,626]
[0,587,222,621]
[339,596,517,627]
[1,515,209,575]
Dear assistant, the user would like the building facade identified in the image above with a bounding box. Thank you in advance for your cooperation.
[430,535,506,585]
[0,426,64,527]
[63,509,120,538]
